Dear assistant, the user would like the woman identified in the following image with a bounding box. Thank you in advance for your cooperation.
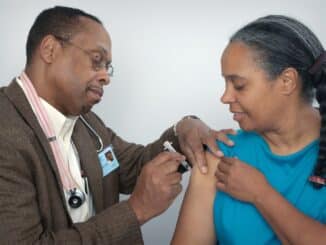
[172,15,326,245]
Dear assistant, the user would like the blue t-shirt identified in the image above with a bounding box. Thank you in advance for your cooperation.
[213,130,326,245]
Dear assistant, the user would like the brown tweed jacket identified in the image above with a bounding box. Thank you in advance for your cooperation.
[0,80,179,245]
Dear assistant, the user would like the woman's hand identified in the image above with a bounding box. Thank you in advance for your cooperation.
[215,156,270,203]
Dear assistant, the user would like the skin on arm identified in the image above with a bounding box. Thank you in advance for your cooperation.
[171,151,220,245]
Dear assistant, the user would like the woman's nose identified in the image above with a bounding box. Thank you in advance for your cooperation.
[220,84,236,104]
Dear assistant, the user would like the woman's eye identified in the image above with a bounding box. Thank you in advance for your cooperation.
[234,84,245,90]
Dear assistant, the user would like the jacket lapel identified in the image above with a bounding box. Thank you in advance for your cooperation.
[5,79,104,215]
[4,79,72,219]
[72,119,104,212]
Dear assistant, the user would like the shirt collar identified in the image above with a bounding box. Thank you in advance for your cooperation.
[40,99,78,141]
[16,75,78,141]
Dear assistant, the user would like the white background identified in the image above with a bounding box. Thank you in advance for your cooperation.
[0,0,325,244]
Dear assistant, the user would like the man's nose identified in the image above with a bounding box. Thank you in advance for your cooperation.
[97,69,110,85]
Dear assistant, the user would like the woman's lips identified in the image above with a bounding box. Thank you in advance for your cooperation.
[232,112,245,121]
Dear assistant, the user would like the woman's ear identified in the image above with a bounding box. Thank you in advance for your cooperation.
[278,67,300,96]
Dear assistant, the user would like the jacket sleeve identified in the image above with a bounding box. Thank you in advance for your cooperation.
[84,112,180,194]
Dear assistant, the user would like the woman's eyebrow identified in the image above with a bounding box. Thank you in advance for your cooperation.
[223,74,247,81]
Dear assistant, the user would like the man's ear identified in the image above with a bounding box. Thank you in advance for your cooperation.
[278,67,299,96]
[39,35,61,64]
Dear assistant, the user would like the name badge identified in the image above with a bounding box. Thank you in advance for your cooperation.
[98,145,119,177]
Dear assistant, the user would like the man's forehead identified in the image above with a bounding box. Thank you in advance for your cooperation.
[75,17,111,48]
[80,17,109,34]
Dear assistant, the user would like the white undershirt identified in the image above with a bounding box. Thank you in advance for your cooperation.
[16,77,95,223]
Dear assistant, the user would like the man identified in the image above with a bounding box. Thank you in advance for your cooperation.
[105,150,114,162]
[0,6,230,244]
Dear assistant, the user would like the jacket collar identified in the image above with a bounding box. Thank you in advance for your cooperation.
[72,119,104,212]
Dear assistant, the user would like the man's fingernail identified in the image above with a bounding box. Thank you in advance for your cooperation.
[201,166,208,174]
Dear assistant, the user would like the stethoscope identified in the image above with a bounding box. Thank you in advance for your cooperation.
[67,116,104,209]
[80,115,104,153]
[17,74,106,209]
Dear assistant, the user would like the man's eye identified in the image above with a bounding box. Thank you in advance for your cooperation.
[92,54,104,67]
[92,53,102,61]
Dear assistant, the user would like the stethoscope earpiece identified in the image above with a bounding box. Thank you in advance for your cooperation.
[68,188,86,209]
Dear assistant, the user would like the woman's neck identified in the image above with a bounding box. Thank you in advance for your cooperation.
[261,105,320,155]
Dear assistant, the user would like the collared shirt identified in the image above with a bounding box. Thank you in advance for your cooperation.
[16,77,95,223]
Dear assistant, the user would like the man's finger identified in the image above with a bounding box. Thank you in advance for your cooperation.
[192,142,208,174]
[180,141,196,167]
[213,129,235,146]
[154,151,185,166]
[169,184,183,199]
[204,131,224,157]
[162,160,180,174]
[166,172,182,185]
[220,128,237,135]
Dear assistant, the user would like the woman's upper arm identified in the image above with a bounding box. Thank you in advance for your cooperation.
[171,151,220,245]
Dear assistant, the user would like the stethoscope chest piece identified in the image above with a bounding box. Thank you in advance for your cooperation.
[68,188,86,209]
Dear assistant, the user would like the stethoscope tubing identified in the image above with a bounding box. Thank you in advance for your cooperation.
[79,115,104,153]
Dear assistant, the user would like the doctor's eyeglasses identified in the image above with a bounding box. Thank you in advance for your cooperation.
[54,35,114,77]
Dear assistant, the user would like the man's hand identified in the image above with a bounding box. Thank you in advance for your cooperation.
[176,116,236,174]
[215,157,270,203]
[128,152,184,225]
